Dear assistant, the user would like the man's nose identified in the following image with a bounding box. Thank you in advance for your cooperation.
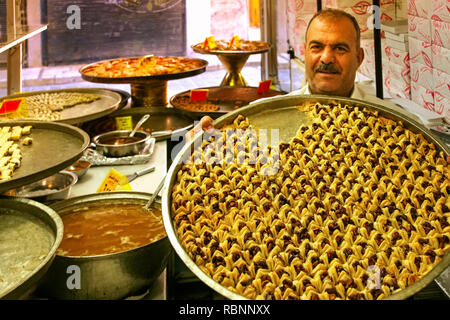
[320,47,336,64]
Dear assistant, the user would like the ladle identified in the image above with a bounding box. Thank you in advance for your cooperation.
[129,114,150,138]
[144,173,166,212]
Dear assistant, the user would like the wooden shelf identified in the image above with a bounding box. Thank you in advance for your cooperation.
[0,25,48,54]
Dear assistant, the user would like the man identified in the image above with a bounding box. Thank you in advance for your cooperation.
[299,8,364,97]
[187,9,415,139]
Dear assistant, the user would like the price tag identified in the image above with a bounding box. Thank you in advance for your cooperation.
[115,116,133,131]
[190,89,209,102]
[257,79,272,94]
[229,35,241,49]
[97,168,132,193]
[0,98,28,118]
[202,36,217,50]
[137,54,155,67]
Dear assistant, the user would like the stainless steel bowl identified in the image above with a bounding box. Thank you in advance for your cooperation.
[37,191,171,300]
[92,130,151,157]
[65,160,92,178]
[162,94,450,300]
[0,197,63,299]
[4,171,78,203]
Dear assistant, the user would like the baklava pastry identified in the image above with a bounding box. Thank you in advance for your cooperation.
[171,104,450,300]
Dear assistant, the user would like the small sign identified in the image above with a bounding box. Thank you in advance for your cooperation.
[115,116,133,131]
[0,99,23,114]
[202,36,217,50]
[257,79,272,94]
[229,35,241,49]
[190,89,209,102]
[137,54,155,67]
[0,98,28,118]
[97,168,132,193]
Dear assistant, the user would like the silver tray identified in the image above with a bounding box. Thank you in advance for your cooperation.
[0,121,90,193]
[0,88,123,125]
[162,94,450,300]
[81,107,195,141]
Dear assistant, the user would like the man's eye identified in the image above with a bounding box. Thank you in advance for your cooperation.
[336,46,347,52]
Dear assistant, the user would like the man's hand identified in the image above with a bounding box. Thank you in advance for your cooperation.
[185,116,215,141]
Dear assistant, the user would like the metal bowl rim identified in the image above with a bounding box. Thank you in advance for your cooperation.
[92,130,151,147]
[0,196,64,298]
[7,170,78,198]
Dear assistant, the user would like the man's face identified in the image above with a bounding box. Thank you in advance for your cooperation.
[304,16,364,97]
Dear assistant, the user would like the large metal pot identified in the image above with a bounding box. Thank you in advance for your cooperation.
[162,94,450,300]
[0,196,63,300]
[37,191,171,300]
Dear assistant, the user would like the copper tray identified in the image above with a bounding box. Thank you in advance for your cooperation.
[0,121,90,193]
[191,42,270,55]
[0,88,123,125]
[162,94,450,300]
[81,107,195,141]
[170,86,284,118]
[79,56,208,84]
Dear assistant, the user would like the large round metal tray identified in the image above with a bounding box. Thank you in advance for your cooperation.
[80,107,195,141]
[162,94,450,300]
[0,196,63,299]
[0,88,123,125]
[0,121,90,193]
[170,86,284,119]
[79,56,208,84]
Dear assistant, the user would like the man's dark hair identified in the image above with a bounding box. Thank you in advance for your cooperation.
[305,9,361,49]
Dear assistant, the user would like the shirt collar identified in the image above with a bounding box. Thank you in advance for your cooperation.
[306,84,360,99]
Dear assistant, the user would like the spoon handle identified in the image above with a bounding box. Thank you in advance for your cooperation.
[130,114,150,137]
[144,174,166,210]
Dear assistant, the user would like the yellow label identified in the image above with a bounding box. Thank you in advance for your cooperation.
[138,54,155,67]
[97,168,132,193]
[229,35,241,49]
[115,116,133,131]
[203,36,217,50]
[269,78,277,91]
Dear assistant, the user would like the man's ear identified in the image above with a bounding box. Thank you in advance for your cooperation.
[357,47,364,67]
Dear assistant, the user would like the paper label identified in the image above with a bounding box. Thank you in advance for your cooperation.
[190,89,209,101]
[97,168,132,193]
[257,79,273,94]
[202,36,217,50]
[115,116,133,131]
[229,35,241,49]
[0,98,28,117]
[137,54,155,67]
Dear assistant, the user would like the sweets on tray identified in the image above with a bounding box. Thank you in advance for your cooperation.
[171,103,450,300]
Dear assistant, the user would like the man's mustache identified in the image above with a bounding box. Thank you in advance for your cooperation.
[315,63,340,73]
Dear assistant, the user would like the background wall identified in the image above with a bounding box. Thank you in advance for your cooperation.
[43,0,186,65]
